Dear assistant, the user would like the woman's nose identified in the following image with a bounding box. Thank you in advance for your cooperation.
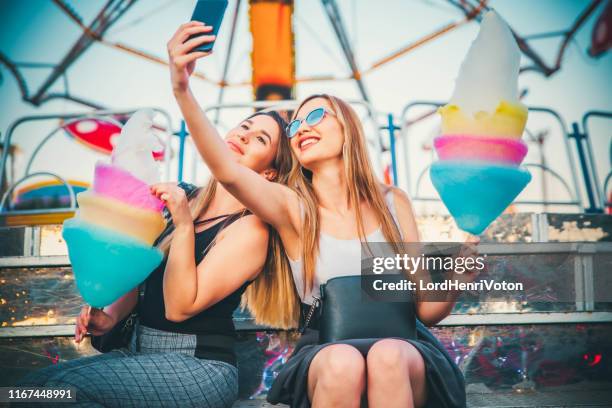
[296,121,310,137]
[239,134,249,144]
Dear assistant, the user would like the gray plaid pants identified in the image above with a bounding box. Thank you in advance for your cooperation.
[16,324,238,407]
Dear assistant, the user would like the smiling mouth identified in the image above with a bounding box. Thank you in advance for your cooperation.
[298,137,320,151]
[227,141,244,155]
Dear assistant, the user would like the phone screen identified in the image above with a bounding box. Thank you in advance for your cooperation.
[188,0,228,52]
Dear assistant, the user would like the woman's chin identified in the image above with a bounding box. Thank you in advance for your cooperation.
[297,151,340,170]
[297,157,315,170]
[296,149,320,166]
[230,151,244,163]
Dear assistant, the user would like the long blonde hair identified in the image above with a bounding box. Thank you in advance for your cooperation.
[158,111,300,329]
[287,94,403,297]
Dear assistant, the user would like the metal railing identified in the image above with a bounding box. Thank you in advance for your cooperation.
[581,110,612,211]
[0,171,78,215]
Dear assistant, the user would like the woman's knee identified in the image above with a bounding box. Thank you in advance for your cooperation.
[367,339,424,376]
[311,344,366,388]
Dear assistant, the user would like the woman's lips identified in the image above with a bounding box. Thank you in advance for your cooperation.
[227,140,244,155]
[298,136,320,151]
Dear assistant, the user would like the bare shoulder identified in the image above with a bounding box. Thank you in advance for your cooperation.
[218,213,269,243]
[387,186,414,213]
[385,186,420,241]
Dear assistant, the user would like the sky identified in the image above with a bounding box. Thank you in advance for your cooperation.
[0,0,611,214]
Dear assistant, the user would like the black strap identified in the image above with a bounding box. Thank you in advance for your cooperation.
[299,298,321,334]
[195,210,252,228]
[194,213,233,227]
[133,281,146,352]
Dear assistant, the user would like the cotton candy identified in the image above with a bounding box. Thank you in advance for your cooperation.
[431,10,531,235]
[434,134,527,166]
[439,100,527,138]
[449,10,522,116]
[430,162,531,235]
[63,218,163,308]
[77,191,166,245]
[63,110,167,307]
[93,163,165,212]
[111,109,161,185]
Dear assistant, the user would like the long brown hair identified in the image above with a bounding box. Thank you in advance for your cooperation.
[287,94,403,297]
[240,113,300,329]
[158,111,300,329]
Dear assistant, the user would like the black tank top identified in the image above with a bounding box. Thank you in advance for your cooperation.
[138,211,252,366]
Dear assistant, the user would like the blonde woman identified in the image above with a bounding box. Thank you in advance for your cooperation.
[171,23,475,408]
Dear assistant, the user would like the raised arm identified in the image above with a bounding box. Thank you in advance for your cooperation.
[167,22,299,233]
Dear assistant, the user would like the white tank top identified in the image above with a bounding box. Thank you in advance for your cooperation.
[289,190,401,304]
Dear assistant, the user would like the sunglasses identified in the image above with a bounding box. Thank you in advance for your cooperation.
[286,107,336,138]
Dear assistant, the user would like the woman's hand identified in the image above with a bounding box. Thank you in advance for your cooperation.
[74,306,116,343]
[150,183,192,228]
[167,22,215,93]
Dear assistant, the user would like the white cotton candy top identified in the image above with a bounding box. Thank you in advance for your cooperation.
[289,190,401,304]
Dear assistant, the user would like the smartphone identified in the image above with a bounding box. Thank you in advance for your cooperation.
[188,0,228,52]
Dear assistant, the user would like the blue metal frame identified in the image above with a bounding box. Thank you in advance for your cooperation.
[175,120,188,182]
[383,113,399,186]
[568,122,603,213]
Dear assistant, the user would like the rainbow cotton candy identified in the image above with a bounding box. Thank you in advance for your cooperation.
[431,11,532,235]
[63,110,166,307]
[63,218,163,308]
[93,163,165,212]
[434,134,528,166]
[111,109,161,185]
[431,162,531,235]
[438,101,527,139]
[77,191,165,245]
[449,10,521,116]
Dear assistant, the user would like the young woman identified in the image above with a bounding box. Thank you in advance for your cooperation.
[171,22,477,408]
[17,30,296,404]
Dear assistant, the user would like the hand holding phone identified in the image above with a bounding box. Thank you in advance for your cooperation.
[167,22,214,93]
[188,0,228,52]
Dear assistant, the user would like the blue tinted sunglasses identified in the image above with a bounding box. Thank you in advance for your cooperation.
[286,107,336,138]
